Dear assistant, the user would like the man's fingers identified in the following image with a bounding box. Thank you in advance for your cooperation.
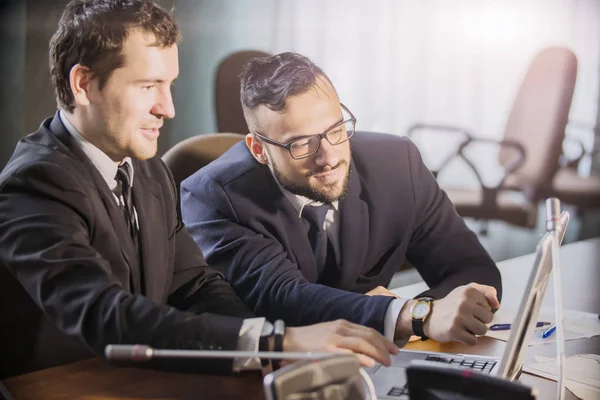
[461,314,488,337]
[468,283,500,309]
[340,326,392,361]
[356,326,399,355]
[320,347,377,368]
[471,303,494,325]
[366,286,398,298]
[484,290,500,309]
[355,354,377,368]
[454,326,478,346]
[340,322,399,355]
[335,336,392,366]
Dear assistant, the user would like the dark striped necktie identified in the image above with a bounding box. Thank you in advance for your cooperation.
[302,204,335,276]
[112,163,138,243]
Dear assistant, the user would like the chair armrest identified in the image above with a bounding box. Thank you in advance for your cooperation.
[406,123,473,177]
[457,137,527,210]
[560,136,600,170]
[560,136,586,168]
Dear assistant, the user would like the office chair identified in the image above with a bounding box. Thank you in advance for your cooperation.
[408,47,578,233]
[215,50,271,134]
[542,138,600,213]
[162,132,245,192]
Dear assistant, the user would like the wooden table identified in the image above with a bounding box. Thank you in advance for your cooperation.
[4,238,599,399]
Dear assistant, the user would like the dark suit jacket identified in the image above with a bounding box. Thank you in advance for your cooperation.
[181,132,502,333]
[0,113,253,377]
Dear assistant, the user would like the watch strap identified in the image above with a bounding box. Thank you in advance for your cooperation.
[272,319,285,370]
[259,321,274,367]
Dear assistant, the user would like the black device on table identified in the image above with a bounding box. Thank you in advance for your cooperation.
[406,361,537,400]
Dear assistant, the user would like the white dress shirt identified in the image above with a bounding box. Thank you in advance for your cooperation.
[59,111,265,371]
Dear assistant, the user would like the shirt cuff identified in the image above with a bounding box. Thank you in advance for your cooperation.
[384,297,410,347]
[233,317,265,372]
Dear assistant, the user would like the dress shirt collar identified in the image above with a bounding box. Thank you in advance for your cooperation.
[59,110,134,190]
[268,166,339,218]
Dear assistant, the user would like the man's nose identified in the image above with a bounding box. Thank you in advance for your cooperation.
[313,137,339,167]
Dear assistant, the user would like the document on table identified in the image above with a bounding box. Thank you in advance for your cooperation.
[485,307,600,345]
[523,354,600,400]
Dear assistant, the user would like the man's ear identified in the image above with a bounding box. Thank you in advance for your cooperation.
[246,133,269,164]
[69,64,95,107]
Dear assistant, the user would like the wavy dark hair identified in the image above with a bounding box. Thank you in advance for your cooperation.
[240,52,333,113]
[49,0,181,112]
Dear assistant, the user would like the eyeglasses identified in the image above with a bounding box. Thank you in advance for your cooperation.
[253,103,356,160]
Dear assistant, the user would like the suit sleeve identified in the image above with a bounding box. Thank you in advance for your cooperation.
[181,174,394,333]
[161,162,255,320]
[167,217,255,319]
[0,162,244,374]
[404,141,503,302]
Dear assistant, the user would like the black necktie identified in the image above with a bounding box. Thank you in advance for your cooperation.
[113,163,138,243]
[303,204,336,276]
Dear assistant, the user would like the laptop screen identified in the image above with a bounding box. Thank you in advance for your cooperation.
[496,211,570,379]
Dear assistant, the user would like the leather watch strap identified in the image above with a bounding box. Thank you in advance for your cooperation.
[259,321,274,367]
[272,319,285,370]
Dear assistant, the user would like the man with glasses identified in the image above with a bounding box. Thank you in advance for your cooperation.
[181,52,502,347]
[0,6,398,377]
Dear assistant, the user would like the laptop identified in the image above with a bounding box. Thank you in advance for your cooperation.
[365,211,570,399]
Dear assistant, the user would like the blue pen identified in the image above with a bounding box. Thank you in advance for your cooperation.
[542,324,557,339]
[489,322,551,331]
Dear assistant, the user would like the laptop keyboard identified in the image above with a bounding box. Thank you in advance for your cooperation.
[387,385,409,397]
[424,355,497,373]
[385,356,497,398]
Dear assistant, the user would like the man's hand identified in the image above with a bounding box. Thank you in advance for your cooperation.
[424,283,499,345]
[365,285,401,298]
[283,319,399,367]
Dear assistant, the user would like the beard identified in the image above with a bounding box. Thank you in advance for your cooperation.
[271,156,351,204]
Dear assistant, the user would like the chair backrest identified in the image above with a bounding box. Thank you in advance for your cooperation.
[501,47,577,191]
[215,50,271,134]
[162,133,245,191]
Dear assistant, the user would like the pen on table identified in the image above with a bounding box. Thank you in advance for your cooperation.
[542,324,557,339]
[489,322,551,331]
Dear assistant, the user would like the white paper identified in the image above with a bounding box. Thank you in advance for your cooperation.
[562,310,600,339]
[486,325,584,345]
[485,308,600,345]
[567,380,600,400]
[523,354,600,400]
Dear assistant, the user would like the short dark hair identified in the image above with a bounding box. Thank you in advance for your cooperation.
[49,0,181,112]
[240,52,332,113]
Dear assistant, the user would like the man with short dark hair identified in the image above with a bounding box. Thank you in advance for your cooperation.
[0,3,396,376]
[182,52,503,347]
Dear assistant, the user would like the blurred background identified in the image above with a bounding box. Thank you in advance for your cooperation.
[1,0,598,284]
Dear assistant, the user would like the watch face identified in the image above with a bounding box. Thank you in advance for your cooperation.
[412,302,430,319]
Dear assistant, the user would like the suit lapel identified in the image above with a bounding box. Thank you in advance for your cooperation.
[131,161,166,301]
[338,161,369,287]
[49,114,142,294]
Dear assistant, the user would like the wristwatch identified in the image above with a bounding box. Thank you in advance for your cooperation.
[411,297,434,341]
[259,320,274,367]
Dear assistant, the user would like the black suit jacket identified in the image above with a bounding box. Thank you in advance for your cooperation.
[0,113,253,377]
[181,132,502,333]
